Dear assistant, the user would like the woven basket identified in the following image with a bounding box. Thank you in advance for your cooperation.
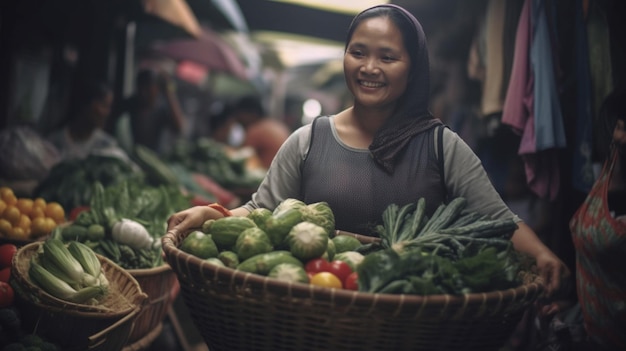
[124,264,179,347]
[10,241,148,350]
[162,229,543,351]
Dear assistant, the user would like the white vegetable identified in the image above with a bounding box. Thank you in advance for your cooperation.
[111,218,154,250]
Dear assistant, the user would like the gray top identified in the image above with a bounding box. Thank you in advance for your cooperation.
[243,115,519,225]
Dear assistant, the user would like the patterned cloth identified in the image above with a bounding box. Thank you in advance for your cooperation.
[569,150,626,349]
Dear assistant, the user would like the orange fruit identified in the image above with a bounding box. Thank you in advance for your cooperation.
[2,205,21,226]
[43,217,57,233]
[2,193,17,207]
[9,227,27,240]
[18,214,31,234]
[33,197,47,209]
[16,198,34,217]
[0,219,11,235]
[0,199,6,216]
[0,187,13,200]
[30,207,45,219]
[31,217,49,237]
[45,202,65,224]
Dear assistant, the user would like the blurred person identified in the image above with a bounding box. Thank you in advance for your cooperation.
[569,88,626,350]
[231,95,291,169]
[47,79,133,165]
[168,4,569,299]
[110,68,186,154]
[207,100,236,145]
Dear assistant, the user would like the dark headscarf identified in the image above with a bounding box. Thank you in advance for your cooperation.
[346,4,442,174]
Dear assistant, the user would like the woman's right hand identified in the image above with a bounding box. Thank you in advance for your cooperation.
[167,206,213,234]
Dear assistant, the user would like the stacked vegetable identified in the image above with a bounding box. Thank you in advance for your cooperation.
[180,197,533,295]
[180,199,365,288]
[28,238,108,304]
[356,197,531,294]
[54,179,191,270]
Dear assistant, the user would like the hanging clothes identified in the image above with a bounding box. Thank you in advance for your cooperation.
[531,0,567,151]
[502,0,563,200]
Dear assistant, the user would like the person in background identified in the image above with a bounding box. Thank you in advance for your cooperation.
[207,100,236,145]
[167,4,568,297]
[46,79,132,165]
[230,95,291,169]
[110,68,186,155]
[569,88,626,350]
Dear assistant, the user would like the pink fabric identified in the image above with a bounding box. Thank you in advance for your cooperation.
[502,0,560,200]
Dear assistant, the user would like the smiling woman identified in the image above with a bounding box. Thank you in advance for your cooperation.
[167,4,569,302]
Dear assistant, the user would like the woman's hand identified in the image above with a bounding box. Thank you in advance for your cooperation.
[167,206,213,234]
[534,249,571,297]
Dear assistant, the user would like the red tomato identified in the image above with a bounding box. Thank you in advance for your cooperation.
[304,258,330,275]
[344,271,359,291]
[0,281,14,308]
[327,260,353,283]
[309,272,342,289]
[69,206,90,221]
[0,267,10,283]
[0,244,17,269]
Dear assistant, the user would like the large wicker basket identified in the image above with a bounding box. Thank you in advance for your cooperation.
[10,241,148,350]
[162,229,543,351]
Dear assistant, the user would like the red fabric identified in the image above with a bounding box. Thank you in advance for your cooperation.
[569,150,626,349]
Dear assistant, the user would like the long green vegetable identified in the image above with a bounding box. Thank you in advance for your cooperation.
[374,197,518,260]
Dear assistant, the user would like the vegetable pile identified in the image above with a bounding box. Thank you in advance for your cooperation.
[356,197,531,294]
[53,179,191,269]
[180,198,365,288]
[27,238,108,305]
[179,197,534,295]
[166,138,265,189]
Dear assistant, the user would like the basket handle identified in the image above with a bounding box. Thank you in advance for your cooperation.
[86,306,140,350]
[335,230,380,244]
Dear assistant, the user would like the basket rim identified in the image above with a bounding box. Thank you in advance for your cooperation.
[162,229,543,309]
[12,241,148,314]
[126,262,173,277]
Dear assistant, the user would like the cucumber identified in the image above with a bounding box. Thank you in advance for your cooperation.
[332,235,363,254]
[247,208,272,232]
[217,250,240,268]
[235,227,274,261]
[237,251,303,275]
[61,224,89,242]
[265,208,303,247]
[322,238,336,261]
[206,216,257,250]
[180,231,219,259]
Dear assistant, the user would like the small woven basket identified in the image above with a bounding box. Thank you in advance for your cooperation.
[163,229,543,351]
[124,264,179,348]
[10,241,148,350]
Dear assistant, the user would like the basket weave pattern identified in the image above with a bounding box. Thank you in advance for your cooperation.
[163,229,542,351]
[10,241,148,350]
[124,264,179,346]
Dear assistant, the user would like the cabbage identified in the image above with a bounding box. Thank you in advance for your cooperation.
[300,202,335,237]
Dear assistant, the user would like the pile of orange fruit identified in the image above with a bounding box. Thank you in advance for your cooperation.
[0,187,66,241]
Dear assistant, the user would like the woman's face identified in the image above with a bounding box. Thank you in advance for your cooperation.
[90,92,113,128]
[344,16,410,111]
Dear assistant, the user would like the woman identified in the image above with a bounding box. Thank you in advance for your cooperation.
[47,79,132,164]
[167,4,568,296]
[569,89,626,349]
